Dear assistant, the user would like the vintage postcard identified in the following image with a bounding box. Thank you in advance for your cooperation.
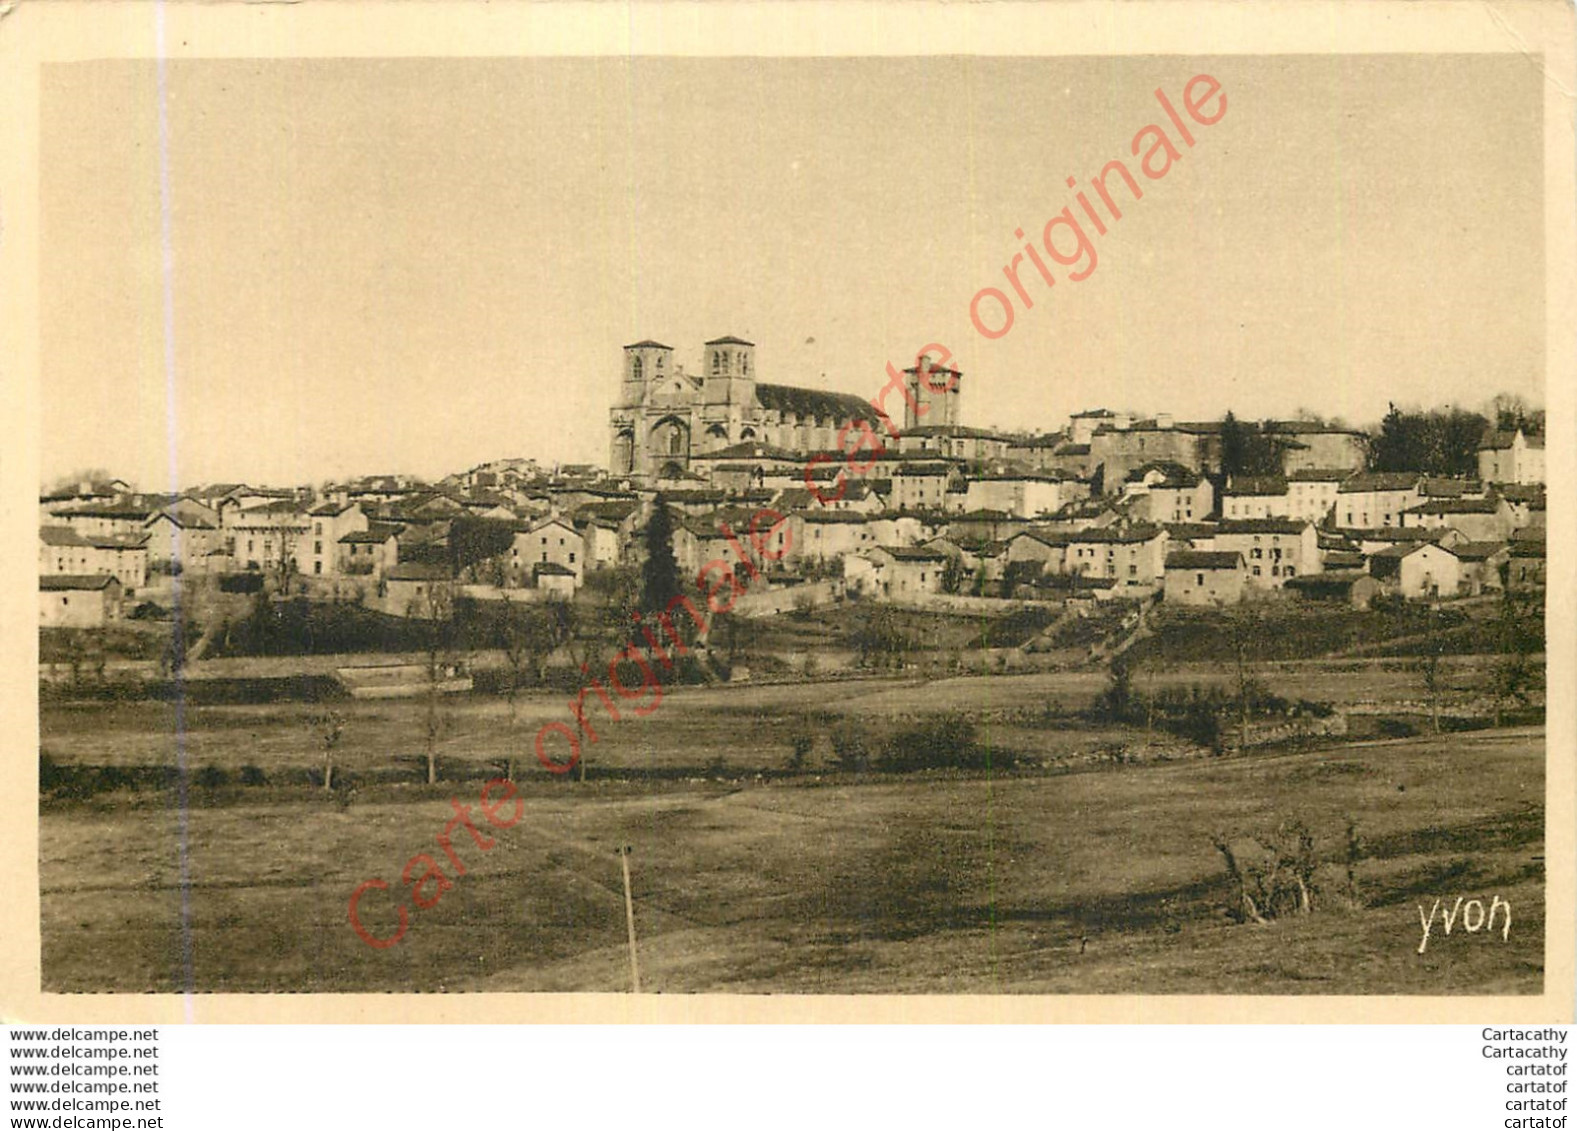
[1,0,1572,1023]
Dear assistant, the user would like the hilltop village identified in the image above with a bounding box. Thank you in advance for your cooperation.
[36,335,1551,997]
[40,336,1545,640]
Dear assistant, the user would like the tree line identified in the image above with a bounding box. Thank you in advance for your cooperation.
[1212,394,1542,480]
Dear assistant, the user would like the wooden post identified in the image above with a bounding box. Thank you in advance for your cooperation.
[617,846,641,993]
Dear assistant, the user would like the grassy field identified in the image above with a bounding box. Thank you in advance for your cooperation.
[39,678,1544,993]
[38,655,1517,782]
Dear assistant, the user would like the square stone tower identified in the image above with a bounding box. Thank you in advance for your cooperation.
[903,353,963,430]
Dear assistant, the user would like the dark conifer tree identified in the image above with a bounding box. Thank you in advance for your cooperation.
[1369,402,1414,472]
[640,495,683,613]
[1218,411,1250,477]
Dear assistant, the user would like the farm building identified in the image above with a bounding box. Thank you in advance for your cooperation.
[338,522,402,576]
[142,509,223,572]
[1220,476,1289,521]
[1064,524,1169,587]
[1507,534,1546,587]
[1283,570,1381,610]
[1368,542,1462,599]
[890,461,959,513]
[511,518,584,587]
[1477,427,1545,486]
[39,574,125,628]
[1005,529,1071,575]
[533,561,578,598]
[1451,542,1511,595]
[862,545,948,599]
[963,472,1084,519]
[382,563,455,616]
[1284,469,1346,523]
[1120,462,1213,526]
[1163,550,1246,606]
[1336,473,1425,530]
[1401,496,1516,543]
[1211,519,1320,589]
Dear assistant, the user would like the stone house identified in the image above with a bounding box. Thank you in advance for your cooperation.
[1064,524,1169,587]
[1368,542,1462,599]
[1477,427,1545,486]
[862,545,948,599]
[1163,550,1246,606]
[510,519,584,588]
[1335,473,1424,530]
[39,575,125,628]
[1209,519,1321,589]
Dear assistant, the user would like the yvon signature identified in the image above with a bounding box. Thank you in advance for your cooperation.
[1417,895,1511,954]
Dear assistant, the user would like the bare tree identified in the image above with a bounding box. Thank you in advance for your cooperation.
[495,603,532,733]
[709,610,744,670]
[308,709,346,792]
[1489,584,1538,727]
[65,632,87,686]
[1488,392,1543,435]
[493,600,572,779]
[410,585,457,786]
[1421,602,1443,734]
[537,599,577,682]
[271,518,302,596]
[1225,602,1261,749]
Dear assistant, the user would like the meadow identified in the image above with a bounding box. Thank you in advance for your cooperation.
[38,663,1545,995]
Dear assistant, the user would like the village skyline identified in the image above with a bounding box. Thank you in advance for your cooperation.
[40,386,1544,496]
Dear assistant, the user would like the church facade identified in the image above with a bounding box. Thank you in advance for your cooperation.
[608,336,963,483]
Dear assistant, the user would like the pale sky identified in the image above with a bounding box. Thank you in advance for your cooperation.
[41,54,1544,489]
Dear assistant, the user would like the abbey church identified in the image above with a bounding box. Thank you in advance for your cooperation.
[608,336,962,482]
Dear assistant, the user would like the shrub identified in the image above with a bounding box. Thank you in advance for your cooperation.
[1213,818,1325,924]
[878,713,971,772]
[333,779,357,811]
[39,752,65,792]
[39,753,106,801]
[1177,692,1225,752]
[1150,684,1229,750]
[967,605,1058,649]
[876,713,1011,773]
[218,572,265,594]
[789,730,815,771]
[828,722,874,773]
[1089,660,1142,725]
[93,765,138,794]
[238,764,267,787]
[848,608,914,670]
[194,764,230,790]
[1021,699,1066,726]
[1341,818,1364,908]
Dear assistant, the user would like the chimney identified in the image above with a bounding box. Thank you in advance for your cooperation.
[1156,413,1174,429]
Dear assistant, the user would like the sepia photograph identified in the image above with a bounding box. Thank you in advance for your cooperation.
[18,16,1570,1011]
